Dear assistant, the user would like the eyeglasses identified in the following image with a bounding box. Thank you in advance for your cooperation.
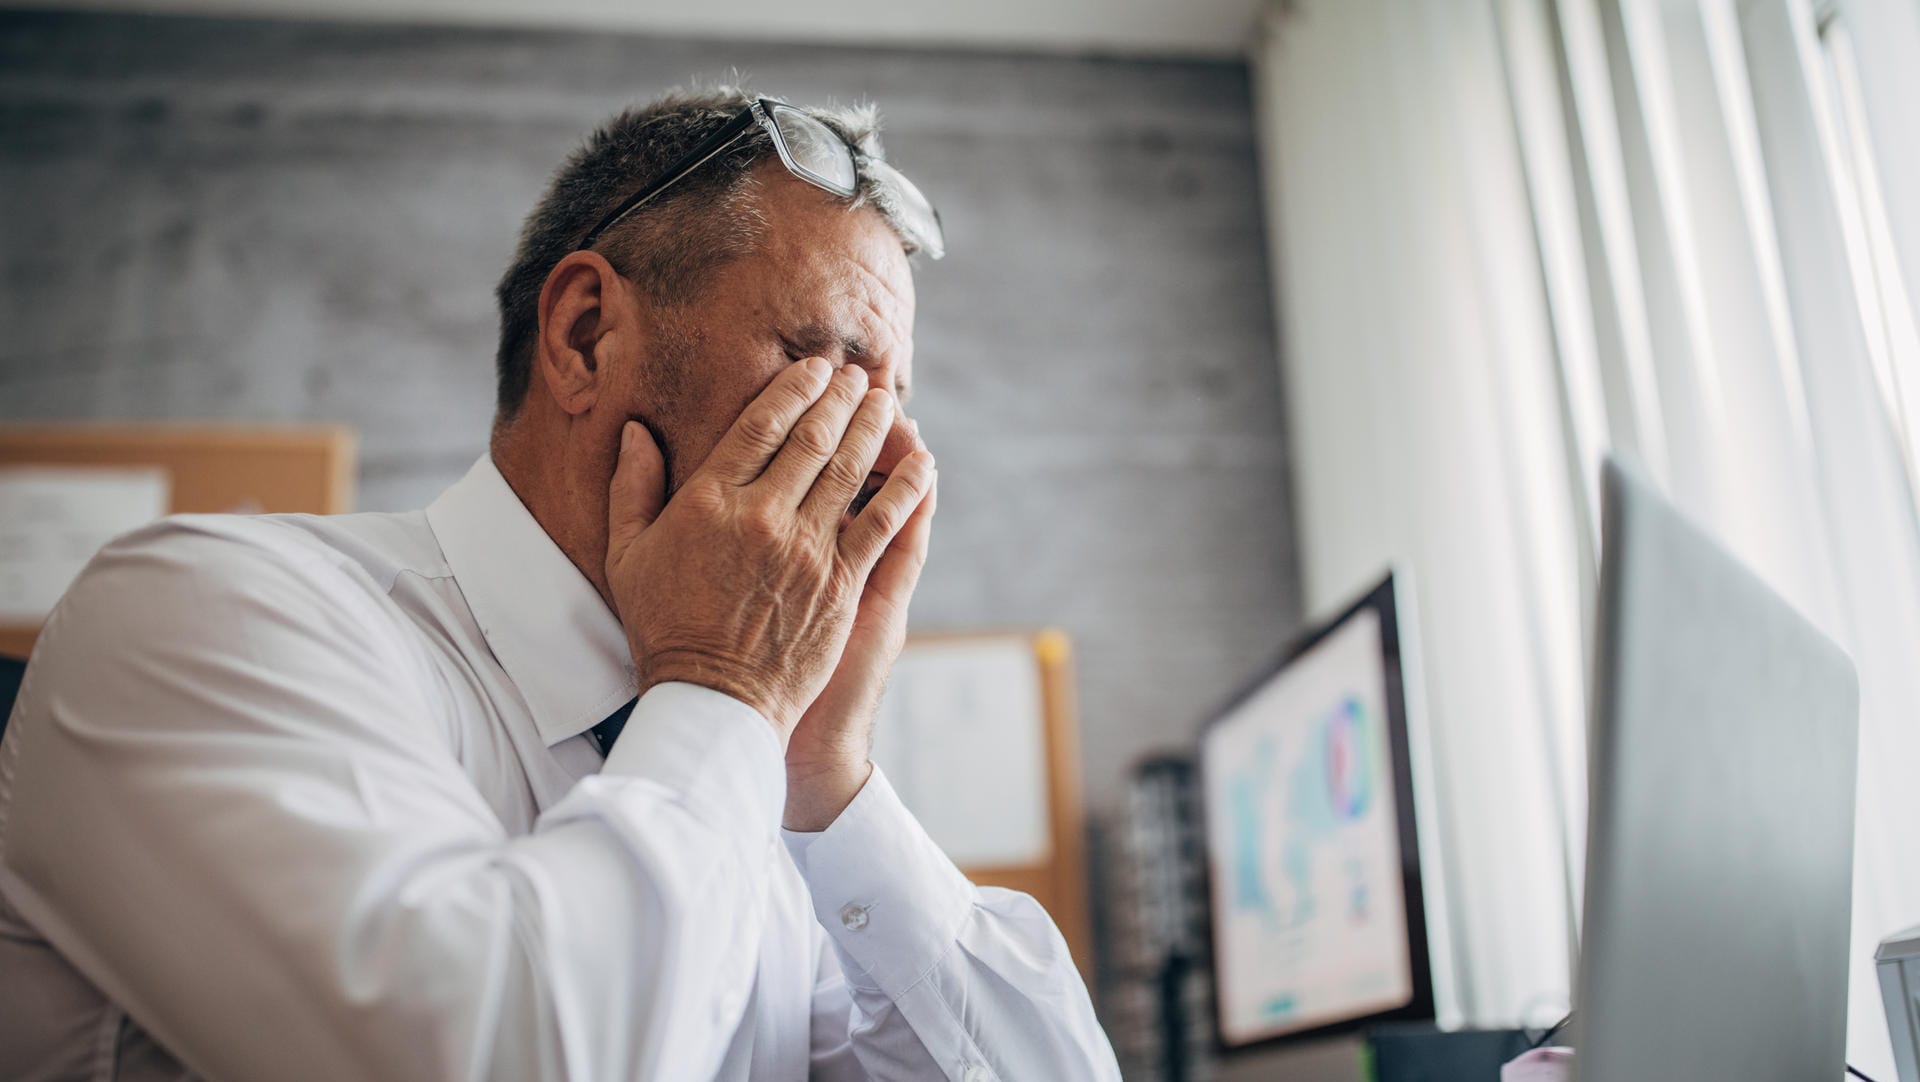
[578,97,946,259]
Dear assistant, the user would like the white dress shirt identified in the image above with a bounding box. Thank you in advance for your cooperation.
[0,456,1120,1082]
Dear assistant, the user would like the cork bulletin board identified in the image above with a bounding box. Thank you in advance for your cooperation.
[878,629,1092,977]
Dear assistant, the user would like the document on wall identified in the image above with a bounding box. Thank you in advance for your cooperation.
[871,636,1051,868]
[0,466,170,623]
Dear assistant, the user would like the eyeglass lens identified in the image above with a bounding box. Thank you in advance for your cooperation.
[767,104,858,196]
[763,101,944,259]
[862,157,945,260]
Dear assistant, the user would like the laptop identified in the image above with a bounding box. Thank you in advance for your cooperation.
[1575,457,1860,1081]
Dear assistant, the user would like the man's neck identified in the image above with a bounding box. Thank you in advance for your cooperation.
[490,422,618,610]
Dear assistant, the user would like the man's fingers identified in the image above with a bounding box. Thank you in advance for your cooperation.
[803,387,894,520]
[759,363,872,501]
[862,473,936,608]
[607,420,668,552]
[838,450,935,575]
[697,357,834,488]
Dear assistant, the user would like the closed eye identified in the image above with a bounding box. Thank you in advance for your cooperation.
[778,332,909,403]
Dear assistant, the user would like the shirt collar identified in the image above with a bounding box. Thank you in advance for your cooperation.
[426,455,636,747]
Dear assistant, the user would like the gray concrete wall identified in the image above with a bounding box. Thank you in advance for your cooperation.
[0,10,1300,811]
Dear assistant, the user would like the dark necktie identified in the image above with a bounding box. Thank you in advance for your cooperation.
[589,697,639,757]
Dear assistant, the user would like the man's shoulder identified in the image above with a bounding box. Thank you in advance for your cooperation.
[245,507,449,591]
[32,509,443,683]
[103,507,443,598]
[49,509,442,649]
[10,512,460,793]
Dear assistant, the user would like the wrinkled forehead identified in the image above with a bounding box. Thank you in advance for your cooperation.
[752,172,917,371]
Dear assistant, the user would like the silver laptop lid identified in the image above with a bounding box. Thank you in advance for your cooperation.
[1576,457,1859,1082]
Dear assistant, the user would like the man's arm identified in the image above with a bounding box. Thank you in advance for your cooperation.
[1,357,930,1082]
[792,770,1122,1082]
[0,520,784,1082]
[764,408,1119,1080]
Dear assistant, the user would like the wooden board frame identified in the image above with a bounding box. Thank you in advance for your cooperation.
[0,423,355,657]
[903,628,1092,980]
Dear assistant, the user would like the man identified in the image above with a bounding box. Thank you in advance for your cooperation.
[0,89,1121,1082]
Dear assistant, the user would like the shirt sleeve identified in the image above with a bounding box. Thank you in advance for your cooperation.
[0,518,785,1082]
[782,767,1122,1082]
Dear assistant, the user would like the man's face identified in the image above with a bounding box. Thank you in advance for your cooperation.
[634,166,920,520]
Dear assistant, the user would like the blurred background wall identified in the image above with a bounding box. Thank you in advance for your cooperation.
[0,10,1303,811]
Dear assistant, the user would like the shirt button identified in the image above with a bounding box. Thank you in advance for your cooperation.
[839,903,870,931]
[962,1066,992,1082]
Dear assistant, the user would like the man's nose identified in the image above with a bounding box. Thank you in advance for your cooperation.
[871,408,921,478]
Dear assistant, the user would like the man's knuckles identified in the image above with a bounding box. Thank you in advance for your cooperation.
[733,409,790,458]
[789,417,840,460]
[818,455,868,500]
[738,498,794,543]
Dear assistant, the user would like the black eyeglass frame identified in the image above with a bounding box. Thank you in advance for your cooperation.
[577,97,937,254]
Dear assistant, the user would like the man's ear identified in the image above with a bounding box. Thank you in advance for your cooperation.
[534,250,633,417]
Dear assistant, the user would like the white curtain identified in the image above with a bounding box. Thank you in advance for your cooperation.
[1253,0,1590,1030]
[1254,0,1920,1074]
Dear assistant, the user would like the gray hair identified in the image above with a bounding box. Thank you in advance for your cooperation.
[492,86,917,421]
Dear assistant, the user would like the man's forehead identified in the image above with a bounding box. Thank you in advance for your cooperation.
[752,175,916,353]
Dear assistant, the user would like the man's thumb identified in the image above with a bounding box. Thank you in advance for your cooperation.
[608,420,667,547]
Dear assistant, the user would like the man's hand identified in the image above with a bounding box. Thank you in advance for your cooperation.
[783,436,937,831]
[603,357,937,737]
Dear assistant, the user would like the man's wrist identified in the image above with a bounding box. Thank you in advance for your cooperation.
[783,759,874,832]
[636,651,794,737]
